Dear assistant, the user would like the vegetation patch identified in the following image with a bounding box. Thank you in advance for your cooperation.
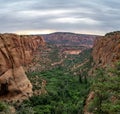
[22,67,90,114]
[87,63,120,114]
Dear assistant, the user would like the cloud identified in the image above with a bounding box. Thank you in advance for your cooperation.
[18,9,75,18]
[49,17,100,25]
[16,29,56,35]
[0,0,120,35]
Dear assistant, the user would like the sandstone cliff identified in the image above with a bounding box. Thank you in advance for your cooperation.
[0,33,45,101]
[84,31,120,114]
[92,31,120,68]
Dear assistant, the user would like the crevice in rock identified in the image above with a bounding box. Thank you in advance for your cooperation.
[0,83,9,96]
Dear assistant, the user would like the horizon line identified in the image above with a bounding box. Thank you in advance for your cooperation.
[0,30,105,36]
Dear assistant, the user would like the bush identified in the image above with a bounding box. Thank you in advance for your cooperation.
[88,67,120,114]
[87,101,96,112]
[16,104,35,114]
[0,101,10,114]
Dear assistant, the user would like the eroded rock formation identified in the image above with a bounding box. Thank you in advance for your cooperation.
[0,33,45,101]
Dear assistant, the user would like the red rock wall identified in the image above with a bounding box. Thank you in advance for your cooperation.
[0,33,45,101]
[84,32,120,114]
[92,33,120,68]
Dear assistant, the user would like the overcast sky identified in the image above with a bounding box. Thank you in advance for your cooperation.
[0,0,120,35]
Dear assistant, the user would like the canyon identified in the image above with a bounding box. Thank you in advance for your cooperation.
[0,31,120,114]
[0,32,96,103]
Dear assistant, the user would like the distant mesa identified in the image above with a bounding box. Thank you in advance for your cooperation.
[41,32,100,48]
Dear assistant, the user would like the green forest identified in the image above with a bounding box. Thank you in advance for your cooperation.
[0,46,120,114]
[87,63,120,114]
[16,48,92,114]
[21,67,90,114]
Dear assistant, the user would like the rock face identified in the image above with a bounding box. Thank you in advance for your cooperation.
[42,32,99,48]
[84,31,120,114]
[63,49,81,55]
[0,33,45,101]
[92,31,120,68]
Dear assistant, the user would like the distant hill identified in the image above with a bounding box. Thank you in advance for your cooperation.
[41,32,100,48]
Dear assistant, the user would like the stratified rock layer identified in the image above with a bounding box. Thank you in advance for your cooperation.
[0,33,45,101]
[42,32,98,48]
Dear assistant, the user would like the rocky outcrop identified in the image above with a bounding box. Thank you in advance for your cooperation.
[92,31,120,68]
[84,91,95,114]
[63,49,81,55]
[0,33,45,101]
[84,31,120,114]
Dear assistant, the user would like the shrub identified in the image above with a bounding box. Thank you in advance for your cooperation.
[0,101,10,114]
